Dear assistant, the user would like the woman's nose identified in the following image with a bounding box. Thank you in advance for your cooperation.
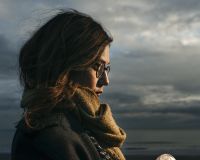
[99,71,109,86]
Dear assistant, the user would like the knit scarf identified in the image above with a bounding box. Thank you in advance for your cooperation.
[72,87,126,160]
[21,87,126,160]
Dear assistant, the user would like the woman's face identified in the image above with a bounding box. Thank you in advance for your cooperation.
[72,45,110,96]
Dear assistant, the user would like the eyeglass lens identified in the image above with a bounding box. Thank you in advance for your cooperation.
[97,63,110,78]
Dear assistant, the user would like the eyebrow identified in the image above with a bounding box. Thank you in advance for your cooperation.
[98,59,110,65]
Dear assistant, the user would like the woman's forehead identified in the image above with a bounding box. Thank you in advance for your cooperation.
[99,45,110,64]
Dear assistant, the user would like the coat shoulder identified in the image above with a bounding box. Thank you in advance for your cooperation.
[12,111,101,160]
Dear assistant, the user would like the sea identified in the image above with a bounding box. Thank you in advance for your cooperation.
[123,129,200,156]
[1,128,200,156]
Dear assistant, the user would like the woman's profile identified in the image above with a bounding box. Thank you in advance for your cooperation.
[11,9,126,160]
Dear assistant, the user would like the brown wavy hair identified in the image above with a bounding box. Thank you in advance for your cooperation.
[19,9,113,128]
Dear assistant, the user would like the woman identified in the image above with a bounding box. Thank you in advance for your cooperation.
[11,9,126,160]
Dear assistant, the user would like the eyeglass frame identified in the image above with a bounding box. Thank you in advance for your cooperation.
[70,61,110,79]
[92,61,111,79]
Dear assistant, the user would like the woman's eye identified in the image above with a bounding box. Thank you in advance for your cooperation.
[93,63,102,70]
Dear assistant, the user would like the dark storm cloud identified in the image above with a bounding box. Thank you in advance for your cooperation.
[101,88,200,129]
[0,96,20,110]
[113,102,200,116]
[0,78,21,107]
[110,55,200,87]
[0,34,18,79]
[159,0,200,13]
[174,84,200,94]
[111,0,200,24]
[116,112,200,129]
[1,0,200,129]
[108,94,200,129]
[101,92,140,106]
[102,88,200,115]
[0,110,22,129]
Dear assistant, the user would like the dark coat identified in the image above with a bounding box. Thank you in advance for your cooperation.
[11,110,102,160]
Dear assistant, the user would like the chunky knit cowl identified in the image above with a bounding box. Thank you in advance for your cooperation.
[72,87,126,160]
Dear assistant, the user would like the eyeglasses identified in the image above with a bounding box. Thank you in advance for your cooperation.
[92,62,110,78]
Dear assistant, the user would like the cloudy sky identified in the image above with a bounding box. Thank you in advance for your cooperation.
[0,0,200,130]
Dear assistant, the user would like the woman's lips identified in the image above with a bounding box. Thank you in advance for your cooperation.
[95,91,103,96]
